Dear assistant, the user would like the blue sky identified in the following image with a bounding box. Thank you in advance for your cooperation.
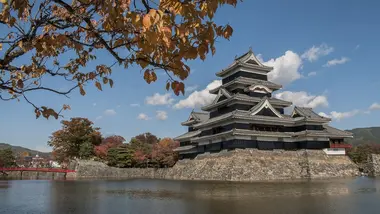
[1,0,380,152]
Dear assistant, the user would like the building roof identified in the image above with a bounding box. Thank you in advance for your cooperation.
[173,145,196,152]
[181,111,209,126]
[202,93,292,111]
[216,50,273,77]
[292,106,331,121]
[323,125,353,138]
[209,77,282,94]
[249,98,283,118]
[174,130,202,141]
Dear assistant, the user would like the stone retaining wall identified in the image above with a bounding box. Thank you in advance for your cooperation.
[73,149,359,181]
[2,171,67,179]
[370,154,380,176]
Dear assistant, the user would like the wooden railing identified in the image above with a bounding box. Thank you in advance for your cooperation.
[330,144,352,149]
[0,168,75,173]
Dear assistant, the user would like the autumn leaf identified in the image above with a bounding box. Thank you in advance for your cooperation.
[165,82,170,91]
[79,85,86,96]
[63,104,71,110]
[142,14,152,29]
[95,81,102,91]
[109,79,114,88]
[17,79,24,88]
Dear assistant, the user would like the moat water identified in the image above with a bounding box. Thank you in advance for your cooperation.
[0,177,379,214]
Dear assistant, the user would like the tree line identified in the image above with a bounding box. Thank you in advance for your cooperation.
[48,117,179,168]
[347,144,380,172]
[0,148,16,168]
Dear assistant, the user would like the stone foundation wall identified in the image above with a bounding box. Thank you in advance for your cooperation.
[1,171,67,179]
[73,149,359,181]
[370,154,380,176]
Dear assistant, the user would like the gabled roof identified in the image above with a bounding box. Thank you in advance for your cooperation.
[211,88,232,104]
[291,106,331,122]
[249,98,283,118]
[209,77,282,94]
[235,49,269,68]
[216,49,273,77]
[202,93,292,111]
[181,111,209,126]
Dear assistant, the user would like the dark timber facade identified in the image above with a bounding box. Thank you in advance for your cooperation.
[174,49,353,159]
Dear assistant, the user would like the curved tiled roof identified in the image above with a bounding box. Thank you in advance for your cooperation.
[174,130,201,141]
[209,77,282,94]
[202,94,292,111]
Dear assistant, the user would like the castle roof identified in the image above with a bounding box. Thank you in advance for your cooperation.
[181,111,209,126]
[174,130,201,141]
[209,76,282,94]
[292,106,330,122]
[202,93,292,111]
[216,50,273,77]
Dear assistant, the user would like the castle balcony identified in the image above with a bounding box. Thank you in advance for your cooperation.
[330,143,352,149]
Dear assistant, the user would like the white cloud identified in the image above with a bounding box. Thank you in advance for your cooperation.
[369,102,380,110]
[301,44,334,62]
[186,85,199,92]
[308,71,317,77]
[104,109,116,116]
[318,110,359,121]
[116,105,121,108]
[318,112,330,118]
[130,103,140,107]
[95,116,103,120]
[156,110,168,120]
[145,93,174,106]
[137,113,150,120]
[323,57,349,67]
[173,80,222,109]
[274,91,328,109]
[262,51,303,86]
[93,103,97,106]
[354,44,360,50]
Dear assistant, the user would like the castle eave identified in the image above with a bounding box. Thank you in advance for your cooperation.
[174,130,202,141]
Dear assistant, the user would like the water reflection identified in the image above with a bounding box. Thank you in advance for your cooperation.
[0,177,379,214]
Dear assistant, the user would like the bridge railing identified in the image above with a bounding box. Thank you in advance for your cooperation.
[0,167,75,173]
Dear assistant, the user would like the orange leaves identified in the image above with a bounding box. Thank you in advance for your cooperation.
[170,81,185,96]
[95,81,102,91]
[63,104,71,110]
[223,24,233,39]
[143,70,157,84]
[142,14,152,29]
[79,85,86,96]
[16,79,24,88]
[0,0,239,120]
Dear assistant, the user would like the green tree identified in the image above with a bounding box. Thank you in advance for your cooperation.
[0,0,238,118]
[107,145,135,168]
[48,117,102,162]
[0,148,16,167]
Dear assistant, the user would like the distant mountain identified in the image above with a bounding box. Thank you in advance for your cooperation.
[0,143,51,158]
[345,127,380,146]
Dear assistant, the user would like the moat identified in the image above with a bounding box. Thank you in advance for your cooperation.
[1,177,379,214]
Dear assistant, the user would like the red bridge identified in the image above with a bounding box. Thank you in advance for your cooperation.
[0,167,76,173]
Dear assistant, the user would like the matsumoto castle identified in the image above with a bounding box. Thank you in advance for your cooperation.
[174,49,353,159]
